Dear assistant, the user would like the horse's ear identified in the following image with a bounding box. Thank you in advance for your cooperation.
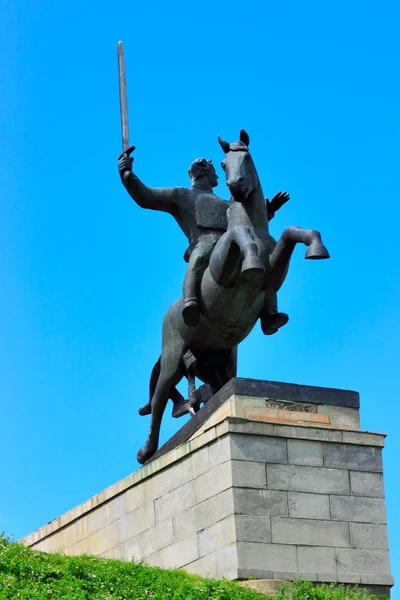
[218,136,230,153]
[240,129,250,147]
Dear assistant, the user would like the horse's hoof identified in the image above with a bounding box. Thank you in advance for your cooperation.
[172,399,191,418]
[242,268,266,287]
[242,255,265,273]
[241,257,265,286]
[182,302,200,327]
[138,402,151,416]
[305,242,330,260]
[137,445,155,465]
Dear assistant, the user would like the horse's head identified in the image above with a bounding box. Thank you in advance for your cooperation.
[218,130,258,201]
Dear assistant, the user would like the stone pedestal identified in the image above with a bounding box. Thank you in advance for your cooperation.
[22,379,393,597]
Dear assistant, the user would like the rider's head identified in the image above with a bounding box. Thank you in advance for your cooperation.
[188,158,218,188]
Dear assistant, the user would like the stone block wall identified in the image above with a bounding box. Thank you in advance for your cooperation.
[24,425,239,578]
[22,383,393,596]
[224,421,390,588]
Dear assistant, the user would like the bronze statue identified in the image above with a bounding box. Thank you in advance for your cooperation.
[116,43,330,464]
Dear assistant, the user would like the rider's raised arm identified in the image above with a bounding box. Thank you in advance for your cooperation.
[123,172,180,212]
[118,154,180,213]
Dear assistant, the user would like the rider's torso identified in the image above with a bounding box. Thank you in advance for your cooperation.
[174,188,228,245]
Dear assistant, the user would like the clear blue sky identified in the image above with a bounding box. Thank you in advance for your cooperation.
[1,0,399,594]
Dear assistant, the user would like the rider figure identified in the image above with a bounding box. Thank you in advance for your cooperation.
[182,158,228,326]
[118,152,288,333]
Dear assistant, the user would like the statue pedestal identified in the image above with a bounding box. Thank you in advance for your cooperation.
[22,379,393,597]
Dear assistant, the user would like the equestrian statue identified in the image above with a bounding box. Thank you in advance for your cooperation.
[116,42,330,464]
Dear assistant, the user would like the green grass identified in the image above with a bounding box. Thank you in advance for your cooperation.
[0,534,383,600]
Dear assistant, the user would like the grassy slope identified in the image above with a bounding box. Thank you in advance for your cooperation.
[0,535,381,600]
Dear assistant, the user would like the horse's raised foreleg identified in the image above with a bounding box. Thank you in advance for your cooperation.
[137,326,187,464]
[269,226,329,291]
[230,226,265,278]
[209,227,265,287]
[209,230,241,286]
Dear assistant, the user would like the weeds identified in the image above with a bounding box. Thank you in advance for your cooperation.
[0,534,383,600]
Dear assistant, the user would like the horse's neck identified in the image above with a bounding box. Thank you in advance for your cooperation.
[229,184,269,235]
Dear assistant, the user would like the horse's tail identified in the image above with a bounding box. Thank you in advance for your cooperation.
[149,356,161,401]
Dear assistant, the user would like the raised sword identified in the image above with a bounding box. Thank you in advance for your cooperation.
[117,41,135,158]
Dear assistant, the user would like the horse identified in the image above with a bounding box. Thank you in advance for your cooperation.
[137,129,329,464]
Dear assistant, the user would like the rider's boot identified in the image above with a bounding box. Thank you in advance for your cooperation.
[261,311,289,335]
[260,287,289,335]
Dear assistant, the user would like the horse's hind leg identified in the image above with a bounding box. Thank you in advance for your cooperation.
[137,333,186,464]
[269,226,329,291]
[139,356,186,417]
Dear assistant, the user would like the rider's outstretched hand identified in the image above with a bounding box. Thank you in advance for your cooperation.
[269,191,290,210]
[266,191,290,221]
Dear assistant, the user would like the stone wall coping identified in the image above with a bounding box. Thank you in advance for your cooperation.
[22,414,386,548]
[223,418,386,446]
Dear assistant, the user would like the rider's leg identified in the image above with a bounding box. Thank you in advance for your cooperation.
[182,237,217,326]
[182,245,208,326]
[260,287,289,335]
